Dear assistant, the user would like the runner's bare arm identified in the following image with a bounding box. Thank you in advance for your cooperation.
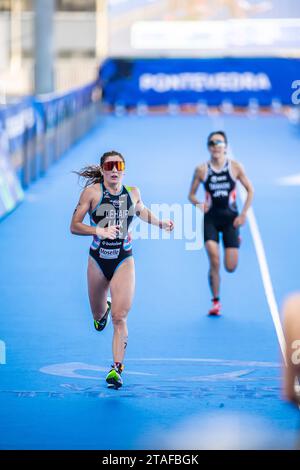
[70,187,97,236]
[234,161,254,217]
[131,187,174,231]
[188,164,206,208]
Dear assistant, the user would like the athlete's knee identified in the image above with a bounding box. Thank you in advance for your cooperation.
[225,263,237,273]
[225,255,238,272]
[112,310,128,328]
[210,256,220,271]
[225,249,238,272]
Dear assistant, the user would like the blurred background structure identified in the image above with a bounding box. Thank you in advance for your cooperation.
[0,0,300,98]
[0,0,105,97]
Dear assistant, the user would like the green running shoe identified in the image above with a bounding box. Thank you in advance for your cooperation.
[94,298,111,332]
[106,363,124,389]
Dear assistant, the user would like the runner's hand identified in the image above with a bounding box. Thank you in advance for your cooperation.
[96,225,120,240]
[159,220,174,232]
[197,202,209,213]
[233,214,246,228]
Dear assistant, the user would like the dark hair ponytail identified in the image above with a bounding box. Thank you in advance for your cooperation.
[73,150,125,187]
[207,130,228,145]
[73,164,102,187]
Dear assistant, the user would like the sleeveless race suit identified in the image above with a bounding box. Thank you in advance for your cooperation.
[203,159,240,248]
[89,183,135,280]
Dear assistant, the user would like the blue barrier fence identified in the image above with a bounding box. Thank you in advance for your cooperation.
[100,57,300,108]
[0,120,24,219]
[0,80,101,220]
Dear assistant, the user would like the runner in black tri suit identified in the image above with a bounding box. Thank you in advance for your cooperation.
[189,131,254,316]
[70,151,174,388]
[89,183,135,281]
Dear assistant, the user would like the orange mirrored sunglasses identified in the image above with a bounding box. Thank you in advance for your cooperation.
[102,160,125,171]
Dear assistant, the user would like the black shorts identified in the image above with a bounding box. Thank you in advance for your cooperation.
[89,240,133,281]
[204,209,240,249]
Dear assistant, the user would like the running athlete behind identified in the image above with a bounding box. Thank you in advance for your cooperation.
[70,151,174,388]
[188,131,254,316]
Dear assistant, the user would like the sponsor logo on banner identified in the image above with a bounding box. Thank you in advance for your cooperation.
[140,72,272,93]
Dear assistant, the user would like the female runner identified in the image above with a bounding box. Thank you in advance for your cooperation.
[189,131,254,316]
[70,151,174,388]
